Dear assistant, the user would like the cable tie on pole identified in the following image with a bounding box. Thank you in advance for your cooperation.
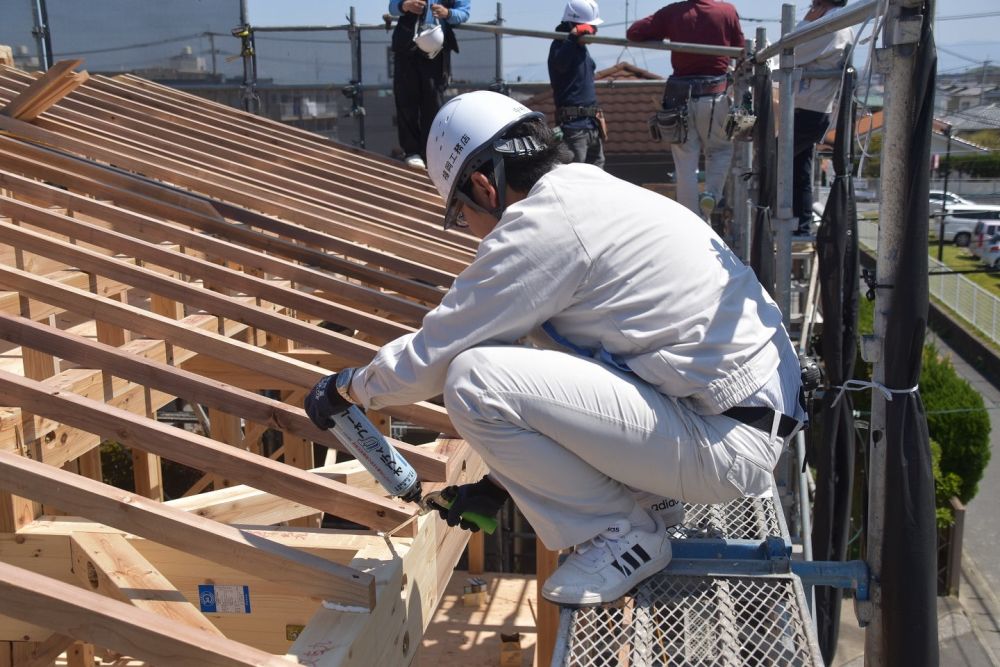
[830,379,919,407]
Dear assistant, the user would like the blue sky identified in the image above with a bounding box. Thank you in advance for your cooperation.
[247,0,999,82]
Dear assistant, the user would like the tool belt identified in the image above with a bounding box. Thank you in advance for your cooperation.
[556,105,600,123]
[662,74,728,105]
[723,407,801,438]
[557,106,607,140]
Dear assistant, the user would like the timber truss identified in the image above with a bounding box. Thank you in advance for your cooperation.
[0,60,483,666]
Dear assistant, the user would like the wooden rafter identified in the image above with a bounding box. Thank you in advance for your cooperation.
[0,312,447,482]
[0,264,452,432]
[0,60,88,121]
[0,134,446,306]
[0,370,416,534]
[0,448,375,608]
[69,531,224,636]
[0,560,294,666]
[0,195,415,344]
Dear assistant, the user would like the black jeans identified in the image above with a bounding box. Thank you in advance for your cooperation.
[793,108,831,229]
[392,50,449,158]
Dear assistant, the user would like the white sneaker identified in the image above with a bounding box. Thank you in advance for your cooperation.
[541,513,671,606]
[404,154,426,170]
[630,489,686,528]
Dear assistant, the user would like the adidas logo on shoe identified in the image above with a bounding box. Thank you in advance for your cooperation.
[541,513,672,606]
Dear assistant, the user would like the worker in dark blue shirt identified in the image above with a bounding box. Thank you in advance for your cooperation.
[548,0,606,168]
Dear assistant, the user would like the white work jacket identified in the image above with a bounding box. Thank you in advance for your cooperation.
[353,164,796,416]
[794,13,854,114]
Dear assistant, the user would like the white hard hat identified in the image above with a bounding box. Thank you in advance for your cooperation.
[562,0,604,26]
[426,91,544,229]
[413,22,445,59]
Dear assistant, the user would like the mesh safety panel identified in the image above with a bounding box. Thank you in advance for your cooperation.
[559,573,822,667]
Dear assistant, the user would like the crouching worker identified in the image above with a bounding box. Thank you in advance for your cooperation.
[305,91,804,606]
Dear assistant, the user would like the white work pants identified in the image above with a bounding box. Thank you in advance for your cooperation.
[443,346,782,550]
[671,93,734,216]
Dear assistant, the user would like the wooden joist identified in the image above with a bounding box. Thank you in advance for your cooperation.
[0,60,88,121]
[69,531,224,636]
[0,264,453,433]
[0,369,418,534]
[0,135,446,306]
[0,560,295,666]
[0,194,415,344]
[0,448,375,608]
[0,312,448,482]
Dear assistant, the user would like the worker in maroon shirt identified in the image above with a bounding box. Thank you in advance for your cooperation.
[628,1,745,221]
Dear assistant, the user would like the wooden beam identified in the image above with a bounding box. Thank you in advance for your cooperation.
[0,60,87,121]
[0,560,296,667]
[0,112,464,283]
[0,137,446,307]
[0,215,389,364]
[0,263,453,433]
[0,312,448,482]
[70,532,224,636]
[0,167,433,324]
[0,194,416,343]
[288,439,486,667]
[0,448,375,608]
[0,369,416,534]
[16,633,75,667]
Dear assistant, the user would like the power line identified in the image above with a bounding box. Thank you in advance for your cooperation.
[937,45,985,65]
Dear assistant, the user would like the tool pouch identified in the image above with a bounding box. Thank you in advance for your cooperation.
[595,109,608,141]
[648,104,688,144]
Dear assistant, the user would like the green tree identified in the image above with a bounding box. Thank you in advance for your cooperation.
[920,342,992,504]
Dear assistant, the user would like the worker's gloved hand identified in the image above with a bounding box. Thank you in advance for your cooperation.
[569,24,597,42]
[436,477,510,532]
[304,371,354,430]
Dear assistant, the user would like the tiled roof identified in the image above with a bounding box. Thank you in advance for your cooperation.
[524,62,668,155]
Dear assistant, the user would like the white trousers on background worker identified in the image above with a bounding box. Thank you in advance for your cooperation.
[671,93,734,217]
[443,345,784,551]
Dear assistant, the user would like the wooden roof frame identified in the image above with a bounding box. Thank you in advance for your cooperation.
[0,61,484,665]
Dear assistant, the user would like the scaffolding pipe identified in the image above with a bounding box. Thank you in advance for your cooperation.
[864,0,924,661]
[494,3,504,87]
[30,0,53,71]
[348,6,366,148]
[774,4,797,327]
[730,39,754,262]
[455,22,744,57]
[755,0,879,63]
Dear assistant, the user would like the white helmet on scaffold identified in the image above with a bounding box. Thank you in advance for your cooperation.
[426,91,545,230]
[562,0,604,26]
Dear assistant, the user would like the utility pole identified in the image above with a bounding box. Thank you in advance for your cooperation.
[774,4,797,328]
[938,124,952,262]
[207,32,218,77]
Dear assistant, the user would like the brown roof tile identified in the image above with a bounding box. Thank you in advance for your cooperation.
[525,62,668,155]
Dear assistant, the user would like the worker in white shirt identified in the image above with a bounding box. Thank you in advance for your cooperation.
[305,91,805,606]
[792,0,854,235]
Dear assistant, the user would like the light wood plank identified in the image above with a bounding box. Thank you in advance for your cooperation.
[0,448,374,608]
[70,532,224,636]
[0,138,445,307]
[0,311,448,482]
[0,369,416,534]
[0,560,295,666]
[0,263,453,434]
[0,60,84,120]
